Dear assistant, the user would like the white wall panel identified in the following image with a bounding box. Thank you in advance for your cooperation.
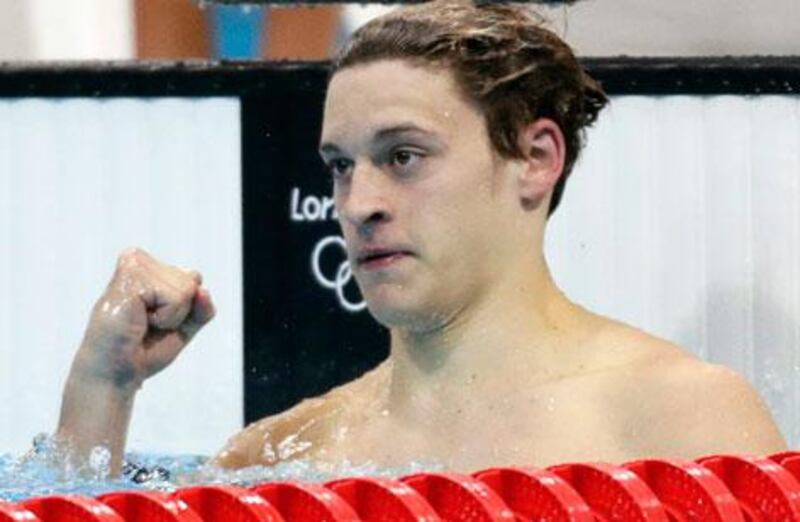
[750,97,800,445]
[0,98,242,455]
[0,0,32,60]
[704,97,755,375]
[0,0,134,61]
[547,95,800,446]
[28,0,135,60]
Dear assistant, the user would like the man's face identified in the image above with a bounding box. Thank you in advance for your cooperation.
[319,59,518,331]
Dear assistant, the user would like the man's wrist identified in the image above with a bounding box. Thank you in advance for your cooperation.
[67,351,143,396]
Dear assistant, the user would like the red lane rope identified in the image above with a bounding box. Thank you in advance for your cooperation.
[21,495,124,522]
[252,481,360,521]
[770,451,800,484]
[98,491,203,522]
[326,476,441,521]
[698,455,800,522]
[548,462,669,521]
[625,458,744,521]
[0,500,41,522]
[175,485,285,522]
[6,453,800,521]
[473,467,594,521]
[401,472,516,522]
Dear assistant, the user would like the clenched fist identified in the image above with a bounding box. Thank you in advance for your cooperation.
[74,248,216,389]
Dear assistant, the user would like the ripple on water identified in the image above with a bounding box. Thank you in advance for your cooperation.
[0,441,442,502]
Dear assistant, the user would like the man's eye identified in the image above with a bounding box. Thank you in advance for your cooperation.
[389,149,422,168]
[327,158,353,178]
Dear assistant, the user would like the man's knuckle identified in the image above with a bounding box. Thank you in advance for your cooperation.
[117,248,147,270]
[174,266,201,286]
[180,285,197,304]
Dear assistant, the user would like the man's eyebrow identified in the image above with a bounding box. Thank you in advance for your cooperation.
[374,124,437,141]
[318,124,438,156]
[318,142,342,156]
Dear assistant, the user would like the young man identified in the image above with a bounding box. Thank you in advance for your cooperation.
[57,0,786,474]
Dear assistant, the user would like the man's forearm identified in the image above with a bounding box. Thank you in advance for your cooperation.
[56,365,138,475]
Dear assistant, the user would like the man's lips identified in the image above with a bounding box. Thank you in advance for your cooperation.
[355,248,414,269]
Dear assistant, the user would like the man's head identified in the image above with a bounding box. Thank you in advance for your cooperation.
[331,0,607,217]
[318,0,607,331]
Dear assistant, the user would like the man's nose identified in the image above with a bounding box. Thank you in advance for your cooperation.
[338,163,391,231]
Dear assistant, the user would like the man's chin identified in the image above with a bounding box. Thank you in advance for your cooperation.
[363,295,443,332]
[364,299,414,328]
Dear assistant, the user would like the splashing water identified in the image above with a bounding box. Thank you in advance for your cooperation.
[0,435,441,502]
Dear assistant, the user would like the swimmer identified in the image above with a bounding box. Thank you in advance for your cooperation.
[56,0,786,474]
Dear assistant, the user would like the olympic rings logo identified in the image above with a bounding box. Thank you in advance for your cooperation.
[310,235,367,313]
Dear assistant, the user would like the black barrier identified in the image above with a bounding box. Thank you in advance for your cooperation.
[1,58,799,422]
[2,57,800,98]
[241,87,390,421]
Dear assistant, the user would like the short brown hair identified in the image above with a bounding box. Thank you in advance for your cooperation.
[330,0,608,217]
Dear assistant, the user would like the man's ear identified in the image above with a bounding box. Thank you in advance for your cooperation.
[515,118,566,209]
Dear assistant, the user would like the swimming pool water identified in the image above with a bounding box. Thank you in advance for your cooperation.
[0,437,441,502]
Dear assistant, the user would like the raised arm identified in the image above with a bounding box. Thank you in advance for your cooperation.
[56,248,216,474]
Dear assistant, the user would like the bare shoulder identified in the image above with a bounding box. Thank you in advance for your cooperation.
[211,362,392,469]
[598,323,787,457]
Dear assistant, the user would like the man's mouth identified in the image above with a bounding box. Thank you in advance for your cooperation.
[356,249,413,270]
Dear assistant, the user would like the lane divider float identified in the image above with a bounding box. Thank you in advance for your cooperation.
[5,453,800,521]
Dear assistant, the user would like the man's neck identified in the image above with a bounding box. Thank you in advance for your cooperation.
[385,258,595,426]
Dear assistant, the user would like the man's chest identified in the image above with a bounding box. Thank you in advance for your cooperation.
[320,381,646,471]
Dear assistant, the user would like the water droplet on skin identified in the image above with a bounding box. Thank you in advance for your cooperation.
[277,434,313,460]
[261,432,277,462]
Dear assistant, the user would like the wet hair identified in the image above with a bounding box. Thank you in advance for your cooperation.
[330,0,608,217]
